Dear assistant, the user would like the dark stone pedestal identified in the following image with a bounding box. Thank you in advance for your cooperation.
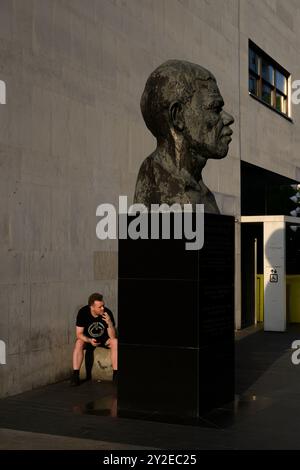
[118,213,235,423]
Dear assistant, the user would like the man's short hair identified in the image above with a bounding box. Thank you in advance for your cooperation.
[88,292,103,306]
[140,59,216,139]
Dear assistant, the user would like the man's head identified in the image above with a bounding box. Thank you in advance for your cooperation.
[88,292,105,317]
[141,59,234,159]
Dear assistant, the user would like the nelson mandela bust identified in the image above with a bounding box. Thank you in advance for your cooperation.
[134,60,234,213]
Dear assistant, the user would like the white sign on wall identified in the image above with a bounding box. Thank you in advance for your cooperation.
[0,340,6,365]
[0,80,6,104]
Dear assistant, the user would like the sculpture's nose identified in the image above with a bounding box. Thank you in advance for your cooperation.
[222,110,234,126]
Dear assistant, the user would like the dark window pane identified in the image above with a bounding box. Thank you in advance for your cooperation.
[275,94,282,112]
[262,61,274,84]
[249,74,258,95]
[262,83,273,105]
[249,49,258,74]
[275,71,286,94]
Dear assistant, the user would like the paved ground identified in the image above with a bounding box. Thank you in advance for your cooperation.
[1,324,300,450]
[0,428,153,450]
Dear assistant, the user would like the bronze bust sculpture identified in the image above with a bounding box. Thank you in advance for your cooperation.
[134,60,234,213]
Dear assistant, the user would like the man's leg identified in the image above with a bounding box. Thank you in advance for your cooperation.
[105,338,118,381]
[84,343,96,380]
[71,339,85,386]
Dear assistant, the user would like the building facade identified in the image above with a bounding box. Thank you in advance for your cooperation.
[0,0,300,397]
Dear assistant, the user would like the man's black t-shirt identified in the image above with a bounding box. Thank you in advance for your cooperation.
[76,305,115,345]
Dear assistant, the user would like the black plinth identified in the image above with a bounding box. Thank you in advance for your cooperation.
[118,213,235,423]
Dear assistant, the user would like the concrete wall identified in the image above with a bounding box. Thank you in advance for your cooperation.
[0,0,298,397]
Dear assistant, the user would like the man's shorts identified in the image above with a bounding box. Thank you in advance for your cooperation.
[84,339,109,350]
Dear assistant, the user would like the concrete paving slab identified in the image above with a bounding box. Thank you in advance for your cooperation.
[1,325,300,449]
[0,428,154,450]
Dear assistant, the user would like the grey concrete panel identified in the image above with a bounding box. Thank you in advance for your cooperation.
[0,285,9,345]
[22,49,62,96]
[33,0,54,58]
[0,144,22,183]
[70,9,87,71]
[31,87,52,155]
[27,251,61,284]
[21,149,60,187]
[13,0,34,50]
[61,65,95,105]
[70,189,95,250]
[93,251,117,281]
[30,283,61,351]
[0,38,22,77]
[0,80,11,146]
[59,250,93,282]
[51,93,71,160]
[52,3,72,63]
[0,181,10,249]
[27,348,57,389]
[50,188,71,251]
[8,184,51,252]
[7,283,30,356]
[2,354,22,396]
[276,1,294,30]
[94,0,124,36]
[86,25,102,78]
[0,251,25,285]
[0,0,13,41]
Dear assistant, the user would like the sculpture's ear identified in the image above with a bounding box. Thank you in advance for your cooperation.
[169,101,184,132]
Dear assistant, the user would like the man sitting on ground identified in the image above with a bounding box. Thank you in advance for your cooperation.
[70,293,118,386]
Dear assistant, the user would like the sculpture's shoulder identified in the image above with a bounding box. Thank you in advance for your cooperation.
[136,153,156,179]
[136,152,173,183]
[134,153,159,206]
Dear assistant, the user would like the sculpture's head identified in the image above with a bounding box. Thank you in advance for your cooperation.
[141,59,234,160]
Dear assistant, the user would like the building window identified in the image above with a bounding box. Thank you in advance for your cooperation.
[248,41,289,117]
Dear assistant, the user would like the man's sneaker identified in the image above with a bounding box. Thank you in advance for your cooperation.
[70,373,80,386]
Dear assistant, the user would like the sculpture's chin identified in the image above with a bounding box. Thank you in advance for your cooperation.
[213,152,228,160]
[192,141,230,160]
[210,143,230,159]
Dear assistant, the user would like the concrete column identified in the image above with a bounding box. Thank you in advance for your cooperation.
[263,221,286,332]
[235,220,242,330]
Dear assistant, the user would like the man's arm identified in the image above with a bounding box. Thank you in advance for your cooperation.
[107,321,116,339]
[102,312,117,339]
[76,326,93,344]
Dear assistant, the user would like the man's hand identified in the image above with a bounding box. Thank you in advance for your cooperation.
[102,311,113,327]
[90,338,100,346]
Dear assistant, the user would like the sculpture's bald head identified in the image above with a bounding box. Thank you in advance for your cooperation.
[141,59,216,140]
